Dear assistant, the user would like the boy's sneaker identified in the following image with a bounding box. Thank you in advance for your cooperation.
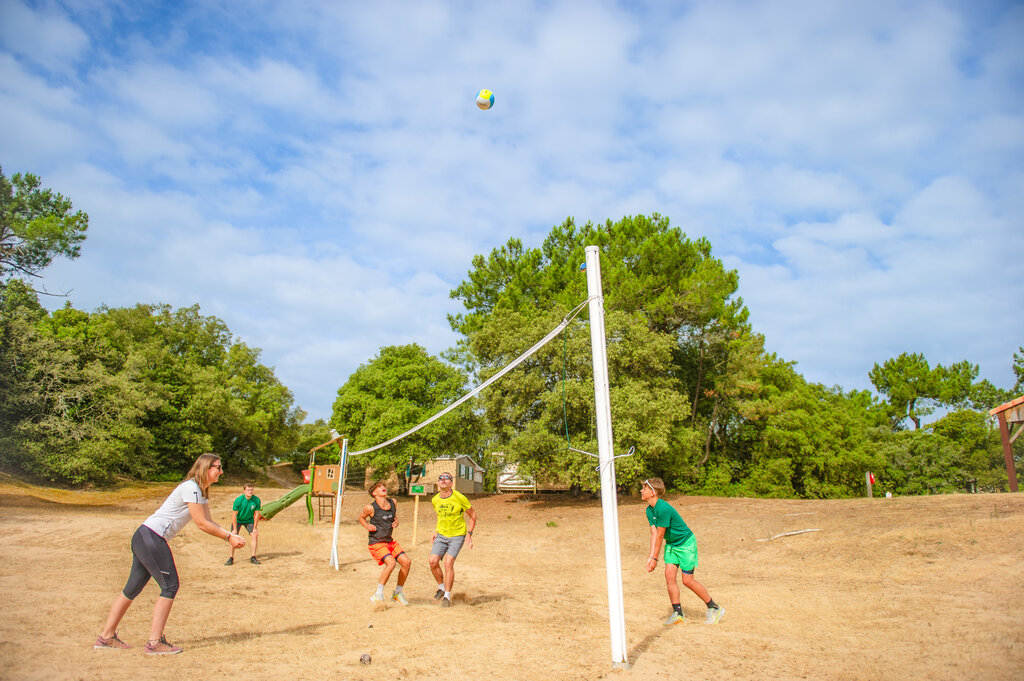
[391,592,409,606]
[224,557,233,566]
[93,633,131,650]
[433,588,445,601]
[370,592,384,603]
[663,612,685,626]
[250,556,261,565]
[705,606,725,624]
[144,636,182,655]
[440,597,451,608]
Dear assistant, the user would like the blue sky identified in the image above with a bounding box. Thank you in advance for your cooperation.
[2,0,1022,422]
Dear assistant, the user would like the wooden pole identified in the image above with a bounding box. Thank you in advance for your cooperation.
[997,412,1019,493]
[865,471,873,498]
[412,494,420,546]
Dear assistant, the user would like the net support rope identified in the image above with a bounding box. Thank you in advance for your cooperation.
[347,296,598,457]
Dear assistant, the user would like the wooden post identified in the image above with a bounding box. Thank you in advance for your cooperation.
[865,471,873,498]
[413,494,420,545]
[409,483,426,545]
[997,412,1019,493]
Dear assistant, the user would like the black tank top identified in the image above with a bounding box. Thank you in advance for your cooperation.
[367,498,396,544]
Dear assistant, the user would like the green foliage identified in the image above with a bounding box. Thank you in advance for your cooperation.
[0,283,302,483]
[330,344,483,491]
[1013,347,1024,393]
[0,166,88,283]
[448,214,1016,499]
[869,353,977,429]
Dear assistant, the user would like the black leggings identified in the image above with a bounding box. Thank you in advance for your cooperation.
[123,525,180,600]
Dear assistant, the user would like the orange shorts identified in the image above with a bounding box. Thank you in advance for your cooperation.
[368,541,404,566]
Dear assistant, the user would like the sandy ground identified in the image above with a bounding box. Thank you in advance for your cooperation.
[0,477,1022,681]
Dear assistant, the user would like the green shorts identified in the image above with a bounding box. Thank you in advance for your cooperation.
[663,534,698,572]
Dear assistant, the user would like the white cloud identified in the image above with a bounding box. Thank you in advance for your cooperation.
[0,0,89,73]
[4,0,1023,420]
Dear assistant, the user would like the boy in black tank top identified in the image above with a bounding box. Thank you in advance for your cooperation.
[358,481,412,606]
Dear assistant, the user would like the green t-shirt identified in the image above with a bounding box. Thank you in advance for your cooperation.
[233,494,261,524]
[645,498,693,546]
[431,490,472,536]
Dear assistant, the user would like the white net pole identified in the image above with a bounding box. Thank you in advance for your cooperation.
[330,439,348,569]
[585,245,629,669]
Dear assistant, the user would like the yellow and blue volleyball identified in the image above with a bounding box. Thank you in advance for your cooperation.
[475,89,494,110]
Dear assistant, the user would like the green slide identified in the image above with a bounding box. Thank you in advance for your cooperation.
[259,483,313,522]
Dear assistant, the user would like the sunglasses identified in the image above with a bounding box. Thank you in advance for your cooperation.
[211,464,224,470]
[438,475,453,481]
[643,479,655,491]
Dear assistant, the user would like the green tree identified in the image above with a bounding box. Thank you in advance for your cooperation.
[449,215,745,490]
[0,166,88,284]
[331,344,483,492]
[868,353,977,429]
[1013,346,1024,393]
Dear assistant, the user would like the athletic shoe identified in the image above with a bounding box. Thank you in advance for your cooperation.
[144,636,182,655]
[370,592,384,603]
[224,557,233,566]
[440,597,451,608]
[250,556,261,565]
[705,606,725,624]
[93,633,130,650]
[391,592,409,606]
[433,588,445,601]
[663,612,685,626]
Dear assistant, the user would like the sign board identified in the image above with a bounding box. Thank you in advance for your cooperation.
[410,484,425,495]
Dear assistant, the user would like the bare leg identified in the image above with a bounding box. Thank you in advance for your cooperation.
[429,554,444,586]
[663,563,681,605]
[378,555,397,585]
[396,553,411,587]
[681,571,712,604]
[148,597,174,643]
[443,555,456,592]
[250,530,258,558]
[101,593,133,638]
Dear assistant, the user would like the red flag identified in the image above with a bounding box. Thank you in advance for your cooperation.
[869,473,876,484]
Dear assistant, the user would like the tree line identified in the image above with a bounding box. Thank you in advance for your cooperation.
[2,165,1020,494]
[331,216,1023,498]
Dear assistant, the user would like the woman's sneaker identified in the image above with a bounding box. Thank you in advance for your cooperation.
[144,636,183,655]
[93,633,131,650]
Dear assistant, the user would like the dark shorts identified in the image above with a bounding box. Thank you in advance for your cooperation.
[234,522,255,534]
[123,525,179,600]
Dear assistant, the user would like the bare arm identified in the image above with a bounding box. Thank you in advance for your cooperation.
[646,525,665,572]
[465,506,477,548]
[189,502,245,548]
[357,504,375,532]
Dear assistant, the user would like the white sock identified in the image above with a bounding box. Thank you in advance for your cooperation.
[444,590,451,599]
[375,584,384,597]
[394,585,403,594]
[437,583,444,591]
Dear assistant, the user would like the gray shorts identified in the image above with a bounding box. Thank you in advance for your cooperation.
[430,533,466,559]
[234,522,255,534]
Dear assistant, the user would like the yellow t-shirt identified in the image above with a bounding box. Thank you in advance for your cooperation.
[432,490,472,536]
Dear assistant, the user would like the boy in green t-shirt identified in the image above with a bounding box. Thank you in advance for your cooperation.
[641,477,724,625]
[428,471,477,607]
[226,482,262,566]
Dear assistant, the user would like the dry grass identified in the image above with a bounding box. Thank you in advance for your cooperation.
[0,476,1022,680]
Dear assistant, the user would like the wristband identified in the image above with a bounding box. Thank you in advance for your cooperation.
[468,530,474,536]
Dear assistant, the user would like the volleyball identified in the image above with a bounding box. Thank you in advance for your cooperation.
[475,89,494,110]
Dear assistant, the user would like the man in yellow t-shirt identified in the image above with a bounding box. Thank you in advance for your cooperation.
[428,471,477,607]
